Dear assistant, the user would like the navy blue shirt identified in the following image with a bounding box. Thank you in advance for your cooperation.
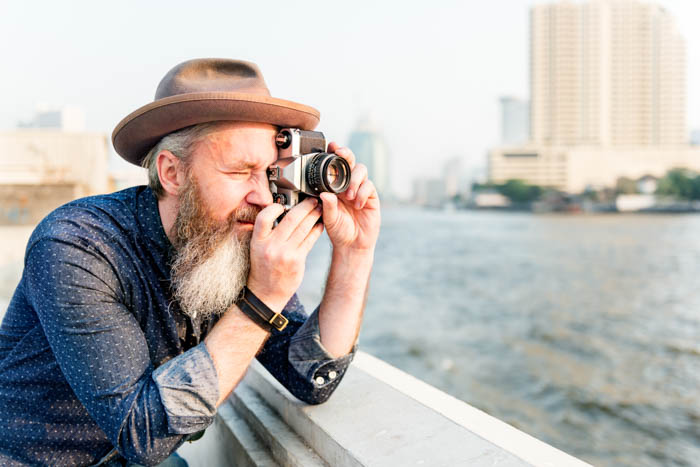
[0,186,353,466]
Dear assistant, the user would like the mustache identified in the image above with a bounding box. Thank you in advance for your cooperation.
[232,205,261,224]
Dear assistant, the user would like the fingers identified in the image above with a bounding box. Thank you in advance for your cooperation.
[320,192,339,227]
[354,179,378,210]
[288,203,323,246]
[300,222,324,254]
[328,142,356,169]
[271,197,318,240]
[344,163,368,202]
[253,203,286,240]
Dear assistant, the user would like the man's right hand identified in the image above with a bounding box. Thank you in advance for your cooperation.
[246,197,324,312]
[206,197,324,406]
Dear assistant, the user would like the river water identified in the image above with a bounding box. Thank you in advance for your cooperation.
[299,208,700,467]
[2,209,700,466]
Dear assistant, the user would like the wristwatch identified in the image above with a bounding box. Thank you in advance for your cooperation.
[235,286,289,332]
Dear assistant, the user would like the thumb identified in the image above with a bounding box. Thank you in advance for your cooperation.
[320,192,339,228]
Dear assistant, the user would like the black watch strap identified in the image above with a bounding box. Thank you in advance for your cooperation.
[235,286,289,332]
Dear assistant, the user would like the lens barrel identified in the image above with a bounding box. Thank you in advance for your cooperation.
[306,153,351,194]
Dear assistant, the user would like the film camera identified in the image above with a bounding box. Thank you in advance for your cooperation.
[267,128,351,209]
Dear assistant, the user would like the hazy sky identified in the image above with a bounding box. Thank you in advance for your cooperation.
[1,0,698,197]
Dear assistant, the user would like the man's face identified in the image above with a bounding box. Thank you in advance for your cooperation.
[169,121,278,320]
[185,121,277,226]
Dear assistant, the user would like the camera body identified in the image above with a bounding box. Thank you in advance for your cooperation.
[267,128,351,209]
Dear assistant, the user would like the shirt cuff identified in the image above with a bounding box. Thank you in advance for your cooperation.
[151,342,219,435]
[288,306,356,388]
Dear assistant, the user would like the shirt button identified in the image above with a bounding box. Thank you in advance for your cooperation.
[328,371,337,380]
[315,376,325,385]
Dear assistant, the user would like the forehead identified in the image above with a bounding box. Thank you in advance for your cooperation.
[193,122,278,168]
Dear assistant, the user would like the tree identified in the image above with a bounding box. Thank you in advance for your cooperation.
[498,179,542,203]
[657,169,696,199]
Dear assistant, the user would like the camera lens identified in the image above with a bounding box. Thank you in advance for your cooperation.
[306,153,351,194]
[327,164,339,185]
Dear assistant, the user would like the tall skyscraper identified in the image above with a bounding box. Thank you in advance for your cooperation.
[489,0,699,193]
[530,0,686,147]
[347,116,390,198]
[500,97,530,145]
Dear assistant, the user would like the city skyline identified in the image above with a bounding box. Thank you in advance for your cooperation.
[1,0,699,198]
[489,0,700,193]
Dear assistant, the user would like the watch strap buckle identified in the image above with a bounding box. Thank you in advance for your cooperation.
[236,287,289,333]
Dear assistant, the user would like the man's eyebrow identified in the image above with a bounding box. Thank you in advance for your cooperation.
[223,160,259,170]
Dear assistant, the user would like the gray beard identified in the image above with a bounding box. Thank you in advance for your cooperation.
[170,231,250,320]
[169,173,256,321]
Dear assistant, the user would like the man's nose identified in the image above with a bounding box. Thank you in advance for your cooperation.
[246,176,273,207]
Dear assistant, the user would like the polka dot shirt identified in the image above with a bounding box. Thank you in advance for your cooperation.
[0,187,354,466]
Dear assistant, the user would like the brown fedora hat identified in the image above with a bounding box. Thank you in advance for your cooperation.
[112,58,321,165]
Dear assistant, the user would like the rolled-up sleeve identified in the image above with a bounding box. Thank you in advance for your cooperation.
[256,295,356,405]
[151,342,219,434]
[288,306,356,387]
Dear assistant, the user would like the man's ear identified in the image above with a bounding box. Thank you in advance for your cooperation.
[156,150,185,197]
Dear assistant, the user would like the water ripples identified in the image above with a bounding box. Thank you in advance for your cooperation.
[299,208,700,467]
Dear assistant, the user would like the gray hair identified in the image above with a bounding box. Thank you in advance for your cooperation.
[141,122,226,198]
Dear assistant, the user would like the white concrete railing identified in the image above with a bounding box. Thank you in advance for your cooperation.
[178,352,591,467]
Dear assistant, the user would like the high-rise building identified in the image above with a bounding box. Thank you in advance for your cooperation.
[530,0,685,147]
[500,97,530,145]
[347,117,390,198]
[489,0,698,193]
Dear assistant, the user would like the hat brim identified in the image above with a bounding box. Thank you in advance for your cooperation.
[112,92,320,165]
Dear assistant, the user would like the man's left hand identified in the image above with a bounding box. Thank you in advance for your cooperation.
[319,142,381,254]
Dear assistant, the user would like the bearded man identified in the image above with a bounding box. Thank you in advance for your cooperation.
[0,59,380,466]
